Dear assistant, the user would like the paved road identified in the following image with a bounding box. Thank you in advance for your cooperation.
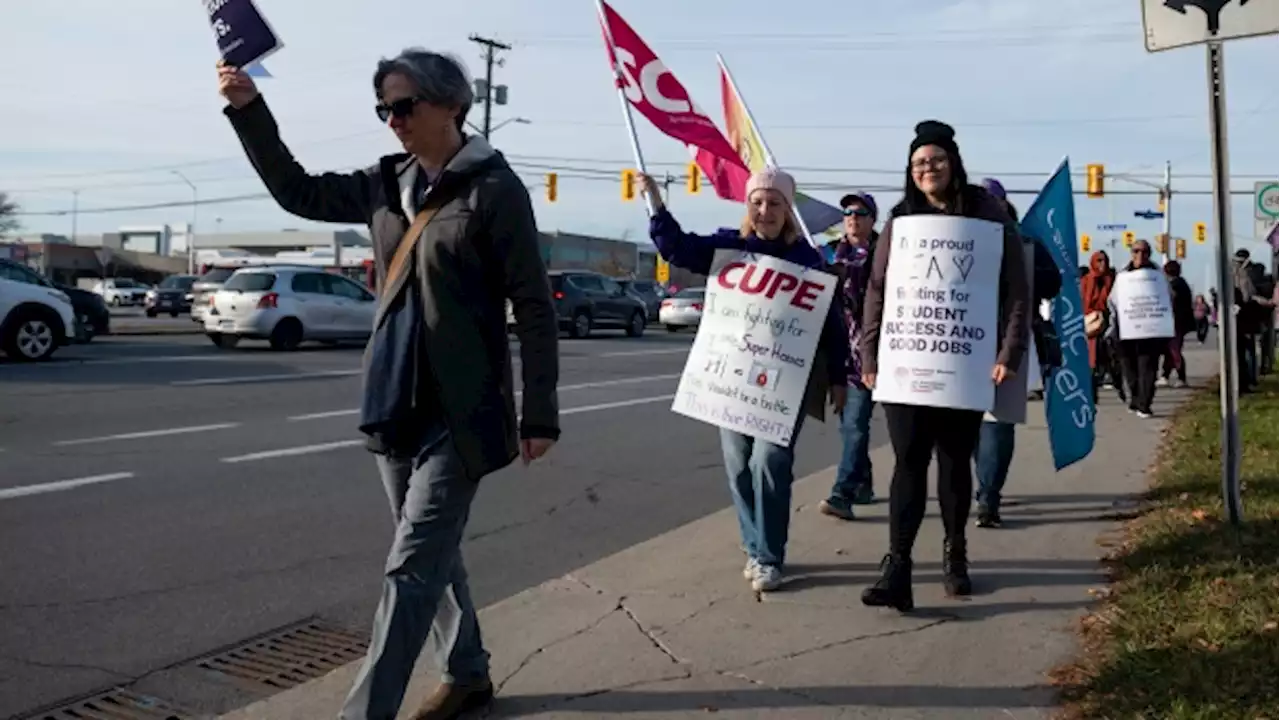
[0,331,858,717]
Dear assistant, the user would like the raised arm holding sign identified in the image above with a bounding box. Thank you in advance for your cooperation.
[206,0,282,69]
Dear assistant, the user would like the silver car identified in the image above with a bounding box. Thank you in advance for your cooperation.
[659,287,705,332]
[204,266,377,350]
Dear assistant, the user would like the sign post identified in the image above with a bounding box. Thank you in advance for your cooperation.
[1254,181,1278,240]
[1139,0,1279,525]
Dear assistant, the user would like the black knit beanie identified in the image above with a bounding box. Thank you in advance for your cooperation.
[909,120,959,157]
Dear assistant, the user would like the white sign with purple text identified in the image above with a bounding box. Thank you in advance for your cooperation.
[874,215,1004,412]
[673,251,837,446]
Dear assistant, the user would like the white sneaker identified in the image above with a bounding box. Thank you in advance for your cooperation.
[1156,377,1170,387]
[1136,410,1153,419]
[751,564,783,592]
[743,558,759,580]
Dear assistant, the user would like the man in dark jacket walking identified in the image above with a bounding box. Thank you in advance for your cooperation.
[1160,260,1195,387]
[219,49,560,720]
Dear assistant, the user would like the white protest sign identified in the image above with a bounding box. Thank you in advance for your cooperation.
[874,215,1004,413]
[1113,268,1174,340]
[672,251,837,446]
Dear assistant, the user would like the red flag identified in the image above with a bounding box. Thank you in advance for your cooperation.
[598,1,749,201]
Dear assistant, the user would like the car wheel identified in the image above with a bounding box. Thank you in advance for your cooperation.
[665,324,680,333]
[207,332,240,349]
[269,318,304,351]
[169,311,180,318]
[569,312,592,339]
[626,311,646,337]
[145,308,157,318]
[109,296,122,307]
[2,308,60,362]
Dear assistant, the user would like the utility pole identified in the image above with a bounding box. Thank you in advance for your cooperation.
[1161,160,1173,265]
[70,190,79,242]
[468,34,510,140]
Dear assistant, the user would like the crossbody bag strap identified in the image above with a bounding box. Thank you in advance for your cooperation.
[384,205,443,291]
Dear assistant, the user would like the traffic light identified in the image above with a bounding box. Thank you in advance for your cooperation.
[545,172,558,203]
[621,168,637,202]
[1081,234,1091,252]
[686,162,701,194]
[1193,221,1207,244]
[1157,189,1167,214]
[1176,237,1187,259]
[1122,231,1135,248]
[1086,163,1105,198]
[1155,232,1168,254]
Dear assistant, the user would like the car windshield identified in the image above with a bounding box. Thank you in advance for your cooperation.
[675,289,705,299]
[198,267,237,284]
[159,276,195,290]
[114,279,140,288]
[223,273,276,292]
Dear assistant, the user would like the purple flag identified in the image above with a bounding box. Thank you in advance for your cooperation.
[206,0,283,69]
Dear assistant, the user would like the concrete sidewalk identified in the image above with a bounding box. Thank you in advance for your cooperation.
[220,349,1215,719]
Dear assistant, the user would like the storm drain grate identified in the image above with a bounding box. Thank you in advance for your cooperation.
[27,688,187,719]
[196,619,369,691]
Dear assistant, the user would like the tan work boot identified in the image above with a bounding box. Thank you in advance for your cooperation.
[409,679,494,720]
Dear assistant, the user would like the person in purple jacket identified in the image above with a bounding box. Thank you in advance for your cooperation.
[642,168,849,592]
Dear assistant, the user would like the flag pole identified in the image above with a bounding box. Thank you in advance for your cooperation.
[716,52,816,248]
[595,0,656,216]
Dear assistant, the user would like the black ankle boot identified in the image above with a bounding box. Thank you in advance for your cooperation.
[943,537,972,596]
[861,553,914,611]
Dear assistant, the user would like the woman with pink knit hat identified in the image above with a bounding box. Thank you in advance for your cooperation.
[642,168,849,592]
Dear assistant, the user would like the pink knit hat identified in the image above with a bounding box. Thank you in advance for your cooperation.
[744,167,796,206]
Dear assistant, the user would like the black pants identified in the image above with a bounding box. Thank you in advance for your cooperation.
[1119,339,1163,413]
[883,404,983,558]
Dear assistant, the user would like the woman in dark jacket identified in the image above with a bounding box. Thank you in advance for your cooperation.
[1161,260,1195,386]
[643,168,849,593]
[859,121,1029,610]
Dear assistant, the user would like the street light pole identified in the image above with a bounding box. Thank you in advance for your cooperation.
[172,171,198,274]
[1161,160,1173,265]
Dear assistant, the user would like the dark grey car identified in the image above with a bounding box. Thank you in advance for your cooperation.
[621,279,667,322]
[145,274,198,317]
[550,270,648,339]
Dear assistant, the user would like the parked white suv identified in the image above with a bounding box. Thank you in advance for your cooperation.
[0,262,76,361]
[93,277,150,306]
[204,266,377,350]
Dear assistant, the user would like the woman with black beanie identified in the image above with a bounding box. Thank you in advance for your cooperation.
[858,121,1030,610]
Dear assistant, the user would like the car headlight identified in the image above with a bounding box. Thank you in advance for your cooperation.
[50,290,72,305]
[146,290,157,299]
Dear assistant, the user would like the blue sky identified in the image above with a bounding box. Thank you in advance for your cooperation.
[1,0,1276,288]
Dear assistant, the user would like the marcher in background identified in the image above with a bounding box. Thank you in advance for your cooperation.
[219,50,561,720]
[1108,240,1165,418]
[1209,287,1219,327]
[971,178,1062,529]
[1081,251,1122,404]
[1160,260,1195,388]
[1232,249,1264,392]
[643,169,849,593]
[859,121,1029,610]
[1193,294,1210,343]
[819,191,880,519]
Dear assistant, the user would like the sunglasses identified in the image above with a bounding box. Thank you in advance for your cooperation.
[375,96,424,123]
[842,206,872,218]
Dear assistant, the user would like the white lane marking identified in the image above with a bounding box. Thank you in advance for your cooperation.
[237,394,676,464]
[0,472,135,501]
[287,373,681,422]
[172,369,362,387]
[561,394,675,415]
[595,348,691,358]
[54,422,241,447]
[221,439,366,464]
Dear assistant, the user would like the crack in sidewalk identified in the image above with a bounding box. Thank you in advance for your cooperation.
[723,614,958,673]
[494,604,619,695]
[0,652,131,681]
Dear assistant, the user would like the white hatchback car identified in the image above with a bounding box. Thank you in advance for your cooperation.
[204,266,377,350]
[0,261,76,361]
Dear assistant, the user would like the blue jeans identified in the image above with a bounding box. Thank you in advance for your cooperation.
[342,423,490,720]
[721,424,800,567]
[830,384,874,500]
[974,420,1016,512]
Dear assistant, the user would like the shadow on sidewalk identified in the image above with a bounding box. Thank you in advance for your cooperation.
[495,681,1057,716]
[781,557,1103,599]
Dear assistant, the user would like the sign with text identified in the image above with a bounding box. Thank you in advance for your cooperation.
[874,215,1004,412]
[1141,0,1278,52]
[1113,268,1175,340]
[205,0,283,69]
[672,251,837,446]
[1255,181,1278,240]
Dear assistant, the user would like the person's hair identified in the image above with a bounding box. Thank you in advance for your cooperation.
[1165,260,1182,277]
[740,208,799,242]
[373,48,473,132]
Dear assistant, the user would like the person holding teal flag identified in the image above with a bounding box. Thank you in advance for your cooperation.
[1020,161,1096,470]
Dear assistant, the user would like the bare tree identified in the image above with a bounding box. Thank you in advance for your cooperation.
[0,192,19,237]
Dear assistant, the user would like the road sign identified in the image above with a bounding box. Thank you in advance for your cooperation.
[655,256,670,284]
[1134,210,1165,219]
[1141,0,1279,52]
[1255,182,1278,218]
[1097,223,1128,231]
[93,248,112,268]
